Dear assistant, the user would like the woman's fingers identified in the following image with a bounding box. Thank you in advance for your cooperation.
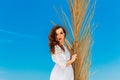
[73,54,77,58]
[71,54,78,62]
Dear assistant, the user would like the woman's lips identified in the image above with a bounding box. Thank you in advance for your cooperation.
[58,38,62,40]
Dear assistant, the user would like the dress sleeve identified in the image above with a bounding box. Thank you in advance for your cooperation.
[51,45,67,69]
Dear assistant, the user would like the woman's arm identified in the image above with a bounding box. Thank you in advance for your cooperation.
[51,45,77,69]
[66,54,77,67]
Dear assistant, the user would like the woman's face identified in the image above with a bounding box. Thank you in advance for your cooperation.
[55,28,65,44]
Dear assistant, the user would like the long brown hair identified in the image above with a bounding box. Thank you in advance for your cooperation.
[48,25,66,54]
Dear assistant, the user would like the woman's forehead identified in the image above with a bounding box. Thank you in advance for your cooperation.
[56,28,63,33]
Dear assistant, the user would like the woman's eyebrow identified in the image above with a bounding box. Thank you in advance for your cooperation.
[56,33,58,34]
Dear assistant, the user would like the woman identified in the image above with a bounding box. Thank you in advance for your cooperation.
[48,25,77,80]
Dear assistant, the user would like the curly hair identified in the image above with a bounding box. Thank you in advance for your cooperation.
[48,25,66,54]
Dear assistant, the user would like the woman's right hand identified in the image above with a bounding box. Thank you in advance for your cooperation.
[71,54,77,62]
[66,54,77,66]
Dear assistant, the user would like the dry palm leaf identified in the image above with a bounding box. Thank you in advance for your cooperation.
[51,0,96,80]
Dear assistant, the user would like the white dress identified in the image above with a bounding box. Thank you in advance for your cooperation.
[50,44,74,80]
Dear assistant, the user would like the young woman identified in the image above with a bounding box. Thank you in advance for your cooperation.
[48,25,77,80]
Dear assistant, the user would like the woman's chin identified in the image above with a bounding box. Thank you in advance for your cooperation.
[59,41,64,44]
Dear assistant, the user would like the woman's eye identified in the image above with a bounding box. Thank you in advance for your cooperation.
[60,32,63,34]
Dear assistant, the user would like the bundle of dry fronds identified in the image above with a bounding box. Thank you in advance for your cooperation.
[51,0,96,80]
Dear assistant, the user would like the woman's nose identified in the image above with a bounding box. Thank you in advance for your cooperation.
[58,34,61,37]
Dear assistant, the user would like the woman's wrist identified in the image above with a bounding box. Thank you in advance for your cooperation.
[70,59,74,63]
[66,59,74,67]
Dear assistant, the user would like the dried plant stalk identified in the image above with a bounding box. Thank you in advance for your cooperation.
[52,0,96,80]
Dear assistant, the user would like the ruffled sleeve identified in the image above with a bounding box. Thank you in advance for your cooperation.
[51,45,67,69]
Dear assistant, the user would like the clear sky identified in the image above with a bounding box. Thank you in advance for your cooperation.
[0,0,119,80]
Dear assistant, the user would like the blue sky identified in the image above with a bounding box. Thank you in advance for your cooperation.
[0,0,120,80]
